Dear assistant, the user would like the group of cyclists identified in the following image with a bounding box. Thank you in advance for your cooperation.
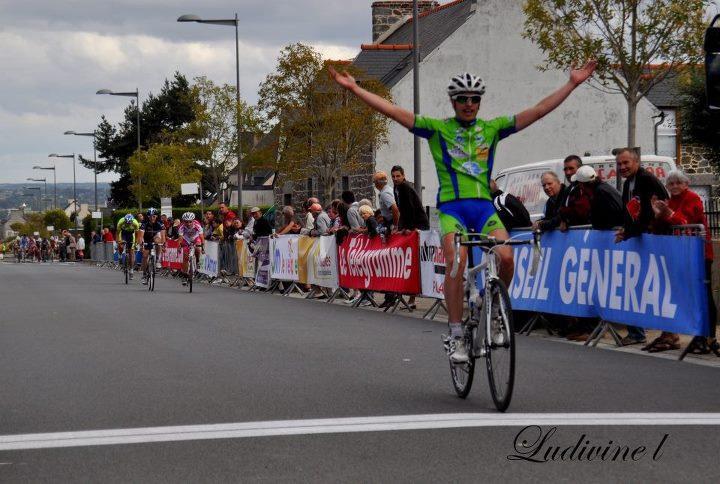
[7,234,59,263]
[115,209,204,285]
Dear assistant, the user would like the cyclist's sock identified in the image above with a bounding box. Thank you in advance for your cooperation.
[449,322,463,338]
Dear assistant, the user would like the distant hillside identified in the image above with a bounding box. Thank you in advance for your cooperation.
[0,183,111,210]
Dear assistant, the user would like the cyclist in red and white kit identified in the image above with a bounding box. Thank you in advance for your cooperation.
[178,212,204,285]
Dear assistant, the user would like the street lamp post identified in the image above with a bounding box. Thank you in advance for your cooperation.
[178,13,243,211]
[23,186,42,211]
[48,153,77,229]
[412,0,422,204]
[65,131,99,211]
[33,165,56,209]
[97,88,142,208]
[27,178,47,209]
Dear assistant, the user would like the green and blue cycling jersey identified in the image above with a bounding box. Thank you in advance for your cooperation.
[116,218,140,244]
[410,114,517,235]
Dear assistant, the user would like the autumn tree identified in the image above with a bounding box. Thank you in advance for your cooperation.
[523,0,707,146]
[127,143,202,205]
[257,44,390,204]
[43,209,72,231]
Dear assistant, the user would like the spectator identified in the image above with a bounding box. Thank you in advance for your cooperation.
[648,170,716,352]
[490,179,531,230]
[232,218,245,240]
[222,217,238,241]
[558,155,591,229]
[327,200,344,233]
[160,214,172,231]
[359,205,379,237]
[76,234,86,260]
[102,227,115,242]
[63,230,76,262]
[303,198,319,232]
[302,203,331,236]
[167,219,181,240]
[340,191,362,233]
[204,211,219,240]
[359,198,373,209]
[136,213,145,224]
[277,206,301,235]
[391,165,429,231]
[535,171,568,232]
[91,230,101,244]
[571,165,624,230]
[374,171,400,231]
[248,207,272,239]
[615,148,669,346]
[218,203,237,223]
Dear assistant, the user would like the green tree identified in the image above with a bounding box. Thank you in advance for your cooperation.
[43,209,72,231]
[522,0,707,146]
[257,44,391,204]
[176,77,263,197]
[127,143,202,205]
[678,66,720,166]
[92,73,196,207]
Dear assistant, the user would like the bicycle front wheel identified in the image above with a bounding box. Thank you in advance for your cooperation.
[148,254,156,292]
[484,279,515,412]
[124,253,129,285]
[449,326,476,398]
[188,253,195,293]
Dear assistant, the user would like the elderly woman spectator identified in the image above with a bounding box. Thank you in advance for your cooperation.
[647,170,717,353]
[535,171,568,232]
[277,206,301,235]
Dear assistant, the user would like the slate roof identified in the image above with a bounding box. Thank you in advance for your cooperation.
[353,0,476,87]
[645,72,681,108]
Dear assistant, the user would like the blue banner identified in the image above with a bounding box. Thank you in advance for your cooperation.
[507,230,710,336]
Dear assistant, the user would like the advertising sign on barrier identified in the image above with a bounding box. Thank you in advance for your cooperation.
[306,236,339,289]
[162,239,184,270]
[509,230,710,336]
[419,230,446,299]
[235,239,256,278]
[271,235,300,281]
[200,240,219,277]
[338,232,421,293]
[254,237,271,288]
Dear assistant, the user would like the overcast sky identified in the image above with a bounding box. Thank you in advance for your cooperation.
[0,0,380,185]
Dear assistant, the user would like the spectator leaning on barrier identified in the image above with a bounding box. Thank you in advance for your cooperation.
[231,218,245,240]
[341,190,363,234]
[614,147,669,346]
[571,165,624,230]
[359,205,379,237]
[648,170,717,353]
[204,211,219,240]
[391,165,429,231]
[374,171,400,232]
[249,207,272,239]
[558,155,591,229]
[160,213,171,231]
[490,179,531,230]
[218,203,236,223]
[76,234,86,260]
[102,227,114,242]
[277,206,301,235]
[304,203,331,237]
[535,171,568,231]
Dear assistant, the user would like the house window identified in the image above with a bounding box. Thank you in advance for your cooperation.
[283,194,292,206]
[657,109,677,159]
[342,176,350,191]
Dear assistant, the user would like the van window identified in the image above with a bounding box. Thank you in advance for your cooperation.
[588,160,673,185]
[503,169,548,216]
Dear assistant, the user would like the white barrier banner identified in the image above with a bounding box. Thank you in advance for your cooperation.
[254,237,271,288]
[419,230,446,299]
[200,240,219,277]
[307,236,339,289]
[271,235,300,281]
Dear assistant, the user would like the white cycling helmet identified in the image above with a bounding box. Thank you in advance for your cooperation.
[447,73,486,97]
[181,212,195,222]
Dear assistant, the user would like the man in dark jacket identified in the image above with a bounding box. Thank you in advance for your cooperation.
[391,165,429,231]
[559,155,591,228]
[614,148,668,345]
[536,171,568,231]
[572,165,624,230]
[490,179,531,230]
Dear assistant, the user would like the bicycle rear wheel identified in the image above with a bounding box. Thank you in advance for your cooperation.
[449,326,476,398]
[188,251,195,293]
[484,279,515,412]
[124,252,129,285]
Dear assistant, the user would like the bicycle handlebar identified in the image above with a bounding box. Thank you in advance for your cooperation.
[449,230,542,279]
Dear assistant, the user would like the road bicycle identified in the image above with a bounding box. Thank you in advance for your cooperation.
[445,230,541,412]
[182,243,201,293]
[120,242,134,285]
[144,243,163,292]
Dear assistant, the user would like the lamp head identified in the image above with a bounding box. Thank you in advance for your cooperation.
[64,130,76,135]
[96,89,113,95]
[177,14,202,22]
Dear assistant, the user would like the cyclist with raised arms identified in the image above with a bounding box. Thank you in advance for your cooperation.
[117,214,140,279]
[138,208,166,285]
[330,61,596,362]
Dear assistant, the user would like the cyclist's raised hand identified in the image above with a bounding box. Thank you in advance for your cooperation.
[569,60,597,86]
[329,66,357,91]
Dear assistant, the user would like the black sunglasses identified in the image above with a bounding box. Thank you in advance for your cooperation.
[452,95,482,105]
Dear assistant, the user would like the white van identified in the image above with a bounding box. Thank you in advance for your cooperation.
[493,155,677,220]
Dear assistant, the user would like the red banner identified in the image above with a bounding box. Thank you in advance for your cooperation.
[161,239,184,270]
[338,232,421,293]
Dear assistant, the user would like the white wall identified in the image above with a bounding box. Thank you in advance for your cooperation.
[375,0,658,206]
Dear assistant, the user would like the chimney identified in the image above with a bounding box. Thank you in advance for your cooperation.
[371,1,439,42]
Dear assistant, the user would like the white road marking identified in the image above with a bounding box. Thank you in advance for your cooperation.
[1,413,719,451]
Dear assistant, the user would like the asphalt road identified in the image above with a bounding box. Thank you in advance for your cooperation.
[1,261,719,482]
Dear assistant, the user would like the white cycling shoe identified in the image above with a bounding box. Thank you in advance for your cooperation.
[445,336,469,363]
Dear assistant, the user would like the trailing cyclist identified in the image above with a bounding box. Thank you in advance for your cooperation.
[138,208,167,285]
[116,214,140,279]
[178,212,204,286]
[330,61,596,362]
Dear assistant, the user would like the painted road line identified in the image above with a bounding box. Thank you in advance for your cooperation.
[1,413,720,451]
